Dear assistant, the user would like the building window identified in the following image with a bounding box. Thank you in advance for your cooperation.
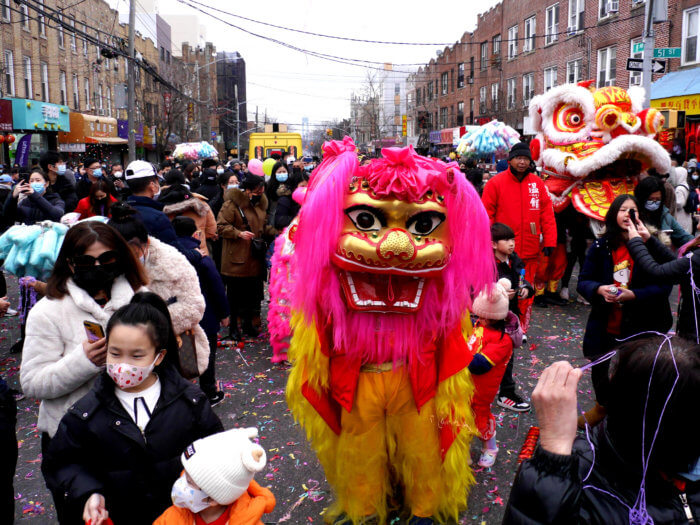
[523,73,534,106]
[440,107,448,128]
[395,82,400,95]
[507,77,516,110]
[599,0,618,19]
[57,14,65,48]
[469,56,475,79]
[98,84,103,110]
[3,51,14,96]
[83,24,88,57]
[546,4,559,45]
[597,45,616,87]
[427,80,433,101]
[166,51,171,64]
[103,36,110,70]
[470,98,474,121]
[491,83,499,111]
[629,37,643,85]
[544,66,558,91]
[70,19,77,51]
[458,63,465,88]
[479,86,487,113]
[19,4,28,30]
[524,16,536,53]
[23,56,32,99]
[569,0,585,32]
[59,71,67,105]
[480,42,488,70]
[40,62,49,101]
[72,74,79,109]
[450,69,455,92]
[508,25,519,59]
[107,87,112,117]
[160,46,165,60]
[457,101,464,125]
[1,0,10,22]
[682,6,699,66]
[95,31,100,59]
[493,34,501,55]
[36,0,46,36]
[441,72,448,95]
[567,58,583,83]
[84,78,90,110]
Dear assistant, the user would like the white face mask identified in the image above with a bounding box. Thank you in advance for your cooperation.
[106,353,160,390]
[644,200,661,212]
[171,474,210,513]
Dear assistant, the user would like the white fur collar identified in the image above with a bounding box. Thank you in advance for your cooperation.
[66,275,135,322]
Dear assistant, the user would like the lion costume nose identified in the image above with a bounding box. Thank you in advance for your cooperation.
[378,229,416,262]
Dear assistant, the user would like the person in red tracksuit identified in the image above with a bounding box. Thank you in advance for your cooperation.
[481,142,557,333]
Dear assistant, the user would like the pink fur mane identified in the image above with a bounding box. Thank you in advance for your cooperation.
[292,137,495,364]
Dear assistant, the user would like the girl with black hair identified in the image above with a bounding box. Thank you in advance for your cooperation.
[634,175,692,248]
[44,292,223,525]
[576,194,673,427]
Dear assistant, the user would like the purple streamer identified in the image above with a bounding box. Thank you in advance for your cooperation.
[18,277,38,324]
[580,332,679,525]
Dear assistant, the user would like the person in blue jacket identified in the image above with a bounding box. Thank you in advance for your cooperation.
[172,216,230,406]
[124,161,202,265]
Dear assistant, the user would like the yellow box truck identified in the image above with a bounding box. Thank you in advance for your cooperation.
[248,132,302,160]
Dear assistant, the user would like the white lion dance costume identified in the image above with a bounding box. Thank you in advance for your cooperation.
[276,137,494,523]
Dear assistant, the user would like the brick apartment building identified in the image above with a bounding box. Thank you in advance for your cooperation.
[407,0,698,151]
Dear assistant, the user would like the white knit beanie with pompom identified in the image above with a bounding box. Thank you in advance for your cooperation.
[181,427,267,505]
[471,278,511,321]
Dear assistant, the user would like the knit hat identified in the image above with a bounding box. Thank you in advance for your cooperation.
[508,142,532,161]
[181,428,267,505]
[471,278,511,320]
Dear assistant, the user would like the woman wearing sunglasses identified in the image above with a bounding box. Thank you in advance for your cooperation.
[19,221,148,523]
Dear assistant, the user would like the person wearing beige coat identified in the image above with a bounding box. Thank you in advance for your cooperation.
[161,185,218,256]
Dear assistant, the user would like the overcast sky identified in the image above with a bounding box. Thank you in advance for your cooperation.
[108,0,500,130]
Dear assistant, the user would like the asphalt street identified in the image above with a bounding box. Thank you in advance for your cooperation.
[3,279,603,524]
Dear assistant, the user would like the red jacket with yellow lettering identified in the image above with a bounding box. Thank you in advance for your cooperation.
[481,167,557,260]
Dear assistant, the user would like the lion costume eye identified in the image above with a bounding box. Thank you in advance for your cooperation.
[554,103,586,133]
[346,205,386,232]
[406,211,445,236]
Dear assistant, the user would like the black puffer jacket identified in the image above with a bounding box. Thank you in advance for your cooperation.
[627,236,699,340]
[504,426,700,524]
[3,190,65,225]
[44,364,223,525]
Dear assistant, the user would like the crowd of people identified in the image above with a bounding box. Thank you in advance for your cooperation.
[0,141,697,524]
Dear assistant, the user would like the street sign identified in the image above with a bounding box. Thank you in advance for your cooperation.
[626,58,666,74]
[626,58,644,71]
[653,47,681,59]
[633,42,644,54]
[652,59,667,73]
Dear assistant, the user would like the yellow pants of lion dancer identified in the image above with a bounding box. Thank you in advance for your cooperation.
[333,366,442,520]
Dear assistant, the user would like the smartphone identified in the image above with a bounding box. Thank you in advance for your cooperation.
[83,321,105,342]
[629,208,637,225]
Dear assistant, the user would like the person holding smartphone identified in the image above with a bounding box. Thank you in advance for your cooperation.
[20,221,147,523]
[3,169,65,225]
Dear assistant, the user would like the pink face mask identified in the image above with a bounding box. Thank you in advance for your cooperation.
[107,353,160,389]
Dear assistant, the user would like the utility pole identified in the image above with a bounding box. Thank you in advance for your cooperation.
[234,84,239,160]
[127,0,136,162]
[641,0,657,108]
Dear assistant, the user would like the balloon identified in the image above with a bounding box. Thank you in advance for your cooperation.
[5,135,15,144]
[263,158,277,176]
[449,152,456,160]
[248,158,264,176]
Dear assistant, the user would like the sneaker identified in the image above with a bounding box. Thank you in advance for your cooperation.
[478,447,499,468]
[522,334,528,346]
[576,294,590,306]
[497,393,531,412]
[533,295,548,308]
[560,288,570,301]
[4,308,18,317]
[544,291,568,306]
[208,391,225,406]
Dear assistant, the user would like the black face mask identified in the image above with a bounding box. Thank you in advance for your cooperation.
[250,195,262,205]
[72,262,122,296]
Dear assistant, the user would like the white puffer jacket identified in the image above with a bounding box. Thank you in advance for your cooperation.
[143,236,209,376]
[20,276,140,437]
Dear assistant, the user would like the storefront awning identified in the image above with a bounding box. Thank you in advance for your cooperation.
[85,136,127,145]
[650,68,700,116]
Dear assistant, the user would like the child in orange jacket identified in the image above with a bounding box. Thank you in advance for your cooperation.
[154,427,275,525]
[468,278,521,468]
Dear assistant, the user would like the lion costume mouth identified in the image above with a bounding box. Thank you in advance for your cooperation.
[339,271,426,313]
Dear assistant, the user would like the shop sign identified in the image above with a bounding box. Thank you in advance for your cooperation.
[59,143,86,152]
[11,99,70,131]
[651,94,700,116]
[0,99,12,132]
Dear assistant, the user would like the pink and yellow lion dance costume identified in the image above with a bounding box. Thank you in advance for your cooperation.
[282,137,494,523]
